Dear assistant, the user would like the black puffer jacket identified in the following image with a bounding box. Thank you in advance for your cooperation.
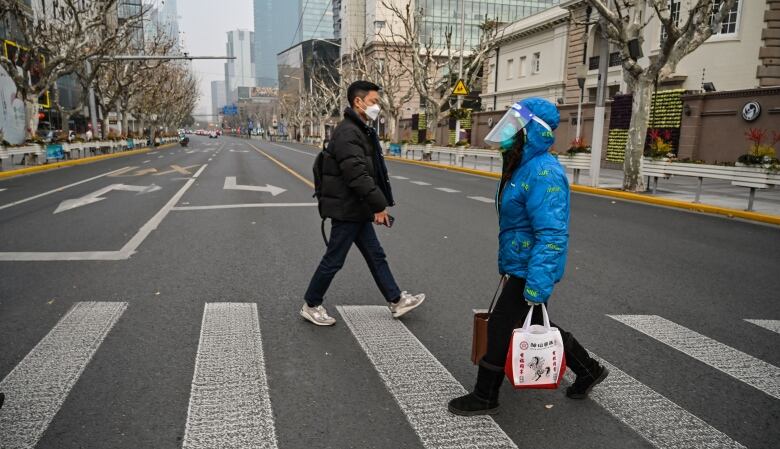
[319,108,394,222]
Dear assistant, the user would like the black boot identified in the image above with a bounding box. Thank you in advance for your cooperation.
[448,362,504,416]
[561,331,609,399]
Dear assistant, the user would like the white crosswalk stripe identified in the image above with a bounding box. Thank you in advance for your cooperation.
[744,319,780,335]
[568,358,745,449]
[182,303,278,449]
[410,181,432,186]
[609,315,780,399]
[435,187,461,193]
[338,305,517,449]
[391,175,409,180]
[0,302,127,449]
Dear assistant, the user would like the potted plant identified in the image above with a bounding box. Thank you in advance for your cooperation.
[566,138,591,155]
[737,128,779,168]
[646,129,675,160]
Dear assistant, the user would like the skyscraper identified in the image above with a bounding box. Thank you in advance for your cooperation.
[299,0,334,41]
[211,80,227,121]
[224,30,256,103]
[253,0,299,87]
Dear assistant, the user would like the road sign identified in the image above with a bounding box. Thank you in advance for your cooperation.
[452,79,469,96]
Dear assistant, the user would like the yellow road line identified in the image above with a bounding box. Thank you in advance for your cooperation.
[385,155,780,226]
[248,142,315,189]
[0,143,177,180]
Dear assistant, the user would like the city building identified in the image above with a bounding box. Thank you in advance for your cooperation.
[299,0,334,42]
[224,29,257,104]
[482,6,570,110]
[211,80,227,122]
[144,0,181,48]
[253,0,302,87]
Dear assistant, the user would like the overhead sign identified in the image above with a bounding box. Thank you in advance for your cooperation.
[452,79,469,96]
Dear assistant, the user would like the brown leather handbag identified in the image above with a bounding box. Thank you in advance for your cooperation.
[471,275,507,364]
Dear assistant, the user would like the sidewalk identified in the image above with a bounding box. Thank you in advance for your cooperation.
[398,152,780,217]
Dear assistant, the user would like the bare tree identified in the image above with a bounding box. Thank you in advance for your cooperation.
[279,93,307,140]
[0,0,144,139]
[380,0,502,141]
[348,41,415,142]
[310,60,341,141]
[584,0,738,191]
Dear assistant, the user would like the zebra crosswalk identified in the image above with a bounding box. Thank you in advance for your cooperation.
[0,303,775,449]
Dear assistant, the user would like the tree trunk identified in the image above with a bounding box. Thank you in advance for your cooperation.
[426,109,439,142]
[62,111,71,133]
[623,76,652,192]
[388,114,399,143]
[121,110,129,137]
[25,97,39,140]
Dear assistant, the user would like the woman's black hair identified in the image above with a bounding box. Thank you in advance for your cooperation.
[500,130,525,186]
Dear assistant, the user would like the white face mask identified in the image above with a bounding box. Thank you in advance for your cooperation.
[363,103,381,121]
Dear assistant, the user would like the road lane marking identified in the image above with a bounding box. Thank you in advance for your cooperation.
[0,164,208,261]
[173,203,317,211]
[267,142,316,157]
[0,302,127,449]
[182,303,278,449]
[223,177,285,196]
[157,155,164,158]
[435,187,460,193]
[247,143,314,189]
[468,196,495,204]
[0,188,6,192]
[744,319,780,335]
[142,160,151,163]
[609,315,780,399]
[409,181,431,186]
[54,184,162,214]
[0,166,134,212]
[566,356,746,449]
[338,305,518,449]
[391,176,408,180]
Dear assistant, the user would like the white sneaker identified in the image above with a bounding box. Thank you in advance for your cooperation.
[300,304,336,326]
[388,291,425,318]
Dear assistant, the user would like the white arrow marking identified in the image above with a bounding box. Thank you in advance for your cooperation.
[54,184,162,214]
[223,177,285,196]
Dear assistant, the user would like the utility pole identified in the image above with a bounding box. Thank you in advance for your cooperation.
[589,25,609,188]
[454,0,466,146]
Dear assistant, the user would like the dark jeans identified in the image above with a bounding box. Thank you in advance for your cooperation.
[304,219,401,307]
[482,276,600,379]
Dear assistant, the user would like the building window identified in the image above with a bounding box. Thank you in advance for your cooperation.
[519,56,527,77]
[532,52,541,74]
[660,0,680,42]
[506,58,514,79]
[711,0,740,35]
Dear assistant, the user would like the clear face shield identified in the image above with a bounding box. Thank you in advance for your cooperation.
[484,103,552,151]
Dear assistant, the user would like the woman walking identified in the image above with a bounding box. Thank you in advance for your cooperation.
[449,98,608,416]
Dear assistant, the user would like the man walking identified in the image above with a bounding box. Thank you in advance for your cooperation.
[301,80,425,326]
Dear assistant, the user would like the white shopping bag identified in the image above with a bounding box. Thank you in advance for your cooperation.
[505,304,566,389]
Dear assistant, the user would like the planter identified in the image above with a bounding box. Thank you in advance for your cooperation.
[556,153,592,170]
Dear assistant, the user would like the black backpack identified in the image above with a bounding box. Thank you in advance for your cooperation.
[313,140,331,200]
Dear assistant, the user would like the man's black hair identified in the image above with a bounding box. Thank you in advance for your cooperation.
[347,80,381,107]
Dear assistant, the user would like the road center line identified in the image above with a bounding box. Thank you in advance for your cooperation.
[0,302,128,449]
[0,166,134,212]
[266,141,316,157]
[247,143,315,189]
[609,315,780,399]
[182,303,278,449]
[338,305,518,449]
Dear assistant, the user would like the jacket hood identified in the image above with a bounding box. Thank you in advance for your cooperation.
[518,97,560,163]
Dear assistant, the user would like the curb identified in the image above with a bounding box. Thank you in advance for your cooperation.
[0,143,176,180]
[385,155,780,226]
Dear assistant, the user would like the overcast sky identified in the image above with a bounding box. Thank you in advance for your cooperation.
[178,0,254,121]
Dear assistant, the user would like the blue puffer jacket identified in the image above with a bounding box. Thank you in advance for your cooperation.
[497,98,569,304]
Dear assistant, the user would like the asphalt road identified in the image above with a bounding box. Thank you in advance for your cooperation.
[0,135,778,449]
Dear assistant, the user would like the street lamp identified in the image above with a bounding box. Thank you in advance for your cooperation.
[575,64,587,142]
